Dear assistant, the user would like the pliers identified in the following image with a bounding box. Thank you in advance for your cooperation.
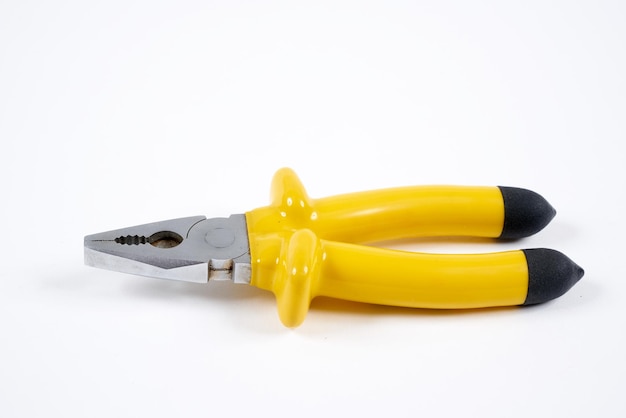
[84,168,584,327]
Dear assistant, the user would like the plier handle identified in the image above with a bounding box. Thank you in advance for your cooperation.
[85,168,583,327]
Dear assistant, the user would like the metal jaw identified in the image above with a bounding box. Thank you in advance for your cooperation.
[84,215,251,284]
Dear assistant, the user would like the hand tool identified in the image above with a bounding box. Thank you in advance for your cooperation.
[84,168,584,327]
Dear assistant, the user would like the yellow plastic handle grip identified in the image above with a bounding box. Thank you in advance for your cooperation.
[317,241,527,310]
[311,185,505,242]
[246,168,527,327]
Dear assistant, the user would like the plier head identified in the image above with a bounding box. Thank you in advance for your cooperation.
[84,215,251,283]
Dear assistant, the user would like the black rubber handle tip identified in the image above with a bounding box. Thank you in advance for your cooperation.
[498,186,557,239]
[523,248,584,305]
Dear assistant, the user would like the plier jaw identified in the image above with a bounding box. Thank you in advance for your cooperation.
[84,215,251,283]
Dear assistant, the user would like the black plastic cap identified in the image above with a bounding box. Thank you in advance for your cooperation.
[498,186,556,239]
[523,248,585,305]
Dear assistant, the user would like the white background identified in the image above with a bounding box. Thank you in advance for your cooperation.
[1,1,624,417]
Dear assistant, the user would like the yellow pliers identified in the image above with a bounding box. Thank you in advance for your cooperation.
[84,168,584,327]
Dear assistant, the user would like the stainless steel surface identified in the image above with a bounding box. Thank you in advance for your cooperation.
[84,214,251,284]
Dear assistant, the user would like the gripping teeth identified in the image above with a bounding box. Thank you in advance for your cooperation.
[115,235,148,245]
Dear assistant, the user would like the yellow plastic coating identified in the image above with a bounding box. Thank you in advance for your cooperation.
[246,168,529,327]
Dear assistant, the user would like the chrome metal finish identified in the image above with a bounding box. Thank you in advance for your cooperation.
[84,215,251,284]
